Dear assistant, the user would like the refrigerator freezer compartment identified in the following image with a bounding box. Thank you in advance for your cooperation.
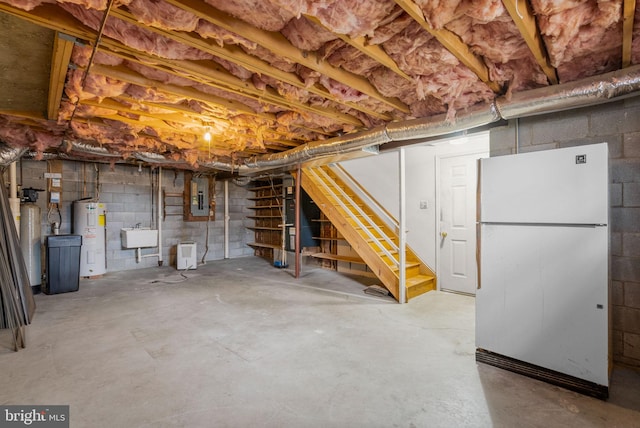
[479,143,608,225]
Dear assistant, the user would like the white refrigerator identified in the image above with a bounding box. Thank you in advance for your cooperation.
[476,143,609,399]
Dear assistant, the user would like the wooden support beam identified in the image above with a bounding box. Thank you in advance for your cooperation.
[89,63,274,119]
[159,0,409,113]
[623,0,637,68]
[70,116,240,153]
[0,2,386,125]
[0,3,93,40]
[115,95,327,139]
[101,44,390,124]
[502,0,558,84]
[48,32,75,120]
[0,110,47,122]
[97,44,370,126]
[393,0,501,93]
[79,98,302,152]
[303,14,412,82]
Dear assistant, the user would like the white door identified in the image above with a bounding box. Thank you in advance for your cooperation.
[438,153,484,295]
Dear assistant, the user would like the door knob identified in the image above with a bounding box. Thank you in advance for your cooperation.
[441,231,448,238]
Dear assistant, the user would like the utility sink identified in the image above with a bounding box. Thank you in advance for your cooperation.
[121,228,158,248]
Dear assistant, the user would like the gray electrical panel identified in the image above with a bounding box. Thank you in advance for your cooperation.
[190,176,209,217]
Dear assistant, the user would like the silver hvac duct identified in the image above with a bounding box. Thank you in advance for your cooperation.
[134,152,189,166]
[386,102,501,141]
[200,159,242,172]
[68,141,123,158]
[244,127,390,169]
[496,65,640,119]
[22,151,59,160]
[0,143,27,167]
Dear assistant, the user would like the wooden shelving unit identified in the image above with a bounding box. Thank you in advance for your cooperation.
[163,190,184,220]
[246,180,284,260]
[309,212,371,276]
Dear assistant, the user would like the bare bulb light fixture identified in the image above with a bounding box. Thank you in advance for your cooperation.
[204,126,212,160]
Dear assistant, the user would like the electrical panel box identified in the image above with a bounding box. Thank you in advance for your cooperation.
[190,176,209,217]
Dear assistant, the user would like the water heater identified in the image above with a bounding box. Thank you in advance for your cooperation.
[20,203,41,293]
[73,200,107,277]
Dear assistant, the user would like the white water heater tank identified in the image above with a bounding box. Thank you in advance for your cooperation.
[73,200,107,277]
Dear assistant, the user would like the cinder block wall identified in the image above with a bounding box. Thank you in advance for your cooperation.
[19,160,254,273]
[490,97,640,368]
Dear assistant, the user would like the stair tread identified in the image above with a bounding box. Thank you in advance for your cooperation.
[391,262,420,271]
[406,275,435,287]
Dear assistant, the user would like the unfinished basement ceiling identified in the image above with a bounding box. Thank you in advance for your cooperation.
[0,0,637,171]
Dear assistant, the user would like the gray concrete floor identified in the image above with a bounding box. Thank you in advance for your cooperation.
[1,257,640,427]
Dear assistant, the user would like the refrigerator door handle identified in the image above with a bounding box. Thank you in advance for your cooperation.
[476,158,482,223]
[476,222,481,290]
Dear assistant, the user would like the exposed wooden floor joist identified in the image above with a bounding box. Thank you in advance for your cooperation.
[158,0,409,113]
[502,0,558,85]
[623,0,637,68]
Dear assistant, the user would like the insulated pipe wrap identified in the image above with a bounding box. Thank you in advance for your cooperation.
[0,143,27,167]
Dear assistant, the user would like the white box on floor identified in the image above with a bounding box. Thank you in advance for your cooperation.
[177,242,197,270]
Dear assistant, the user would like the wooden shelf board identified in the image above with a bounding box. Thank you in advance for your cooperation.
[249,184,283,191]
[248,242,282,249]
[309,252,365,264]
[248,195,282,200]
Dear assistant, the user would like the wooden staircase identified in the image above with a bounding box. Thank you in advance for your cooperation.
[300,165,436,302]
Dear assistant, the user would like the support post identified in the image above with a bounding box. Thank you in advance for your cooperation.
[295,165,301,279]
[224,180,229,259]
[157,167,163,265]
[399,148,406,304]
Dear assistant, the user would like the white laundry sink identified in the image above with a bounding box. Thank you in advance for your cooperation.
[120,228,158,248]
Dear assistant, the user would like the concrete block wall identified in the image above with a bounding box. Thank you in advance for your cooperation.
[489,97,640,368]
[17,160,254,275]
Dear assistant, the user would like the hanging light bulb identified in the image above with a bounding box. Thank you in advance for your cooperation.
[203,127,212,143]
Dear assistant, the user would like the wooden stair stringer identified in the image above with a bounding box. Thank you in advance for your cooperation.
[301,168,401,300]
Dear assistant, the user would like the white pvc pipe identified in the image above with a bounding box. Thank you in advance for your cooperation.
[398,148,406,304]
[224,180,229,259]
[157,167,163,264]
[9,162,20,237]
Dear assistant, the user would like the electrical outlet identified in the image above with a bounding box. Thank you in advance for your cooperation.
[420,200,428,209]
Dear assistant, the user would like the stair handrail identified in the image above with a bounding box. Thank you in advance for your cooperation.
[331,163,437,276]
[332,163,399,232]
[309,167,400,269]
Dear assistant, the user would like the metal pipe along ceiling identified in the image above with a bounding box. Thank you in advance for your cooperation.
[2,65,640,170]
